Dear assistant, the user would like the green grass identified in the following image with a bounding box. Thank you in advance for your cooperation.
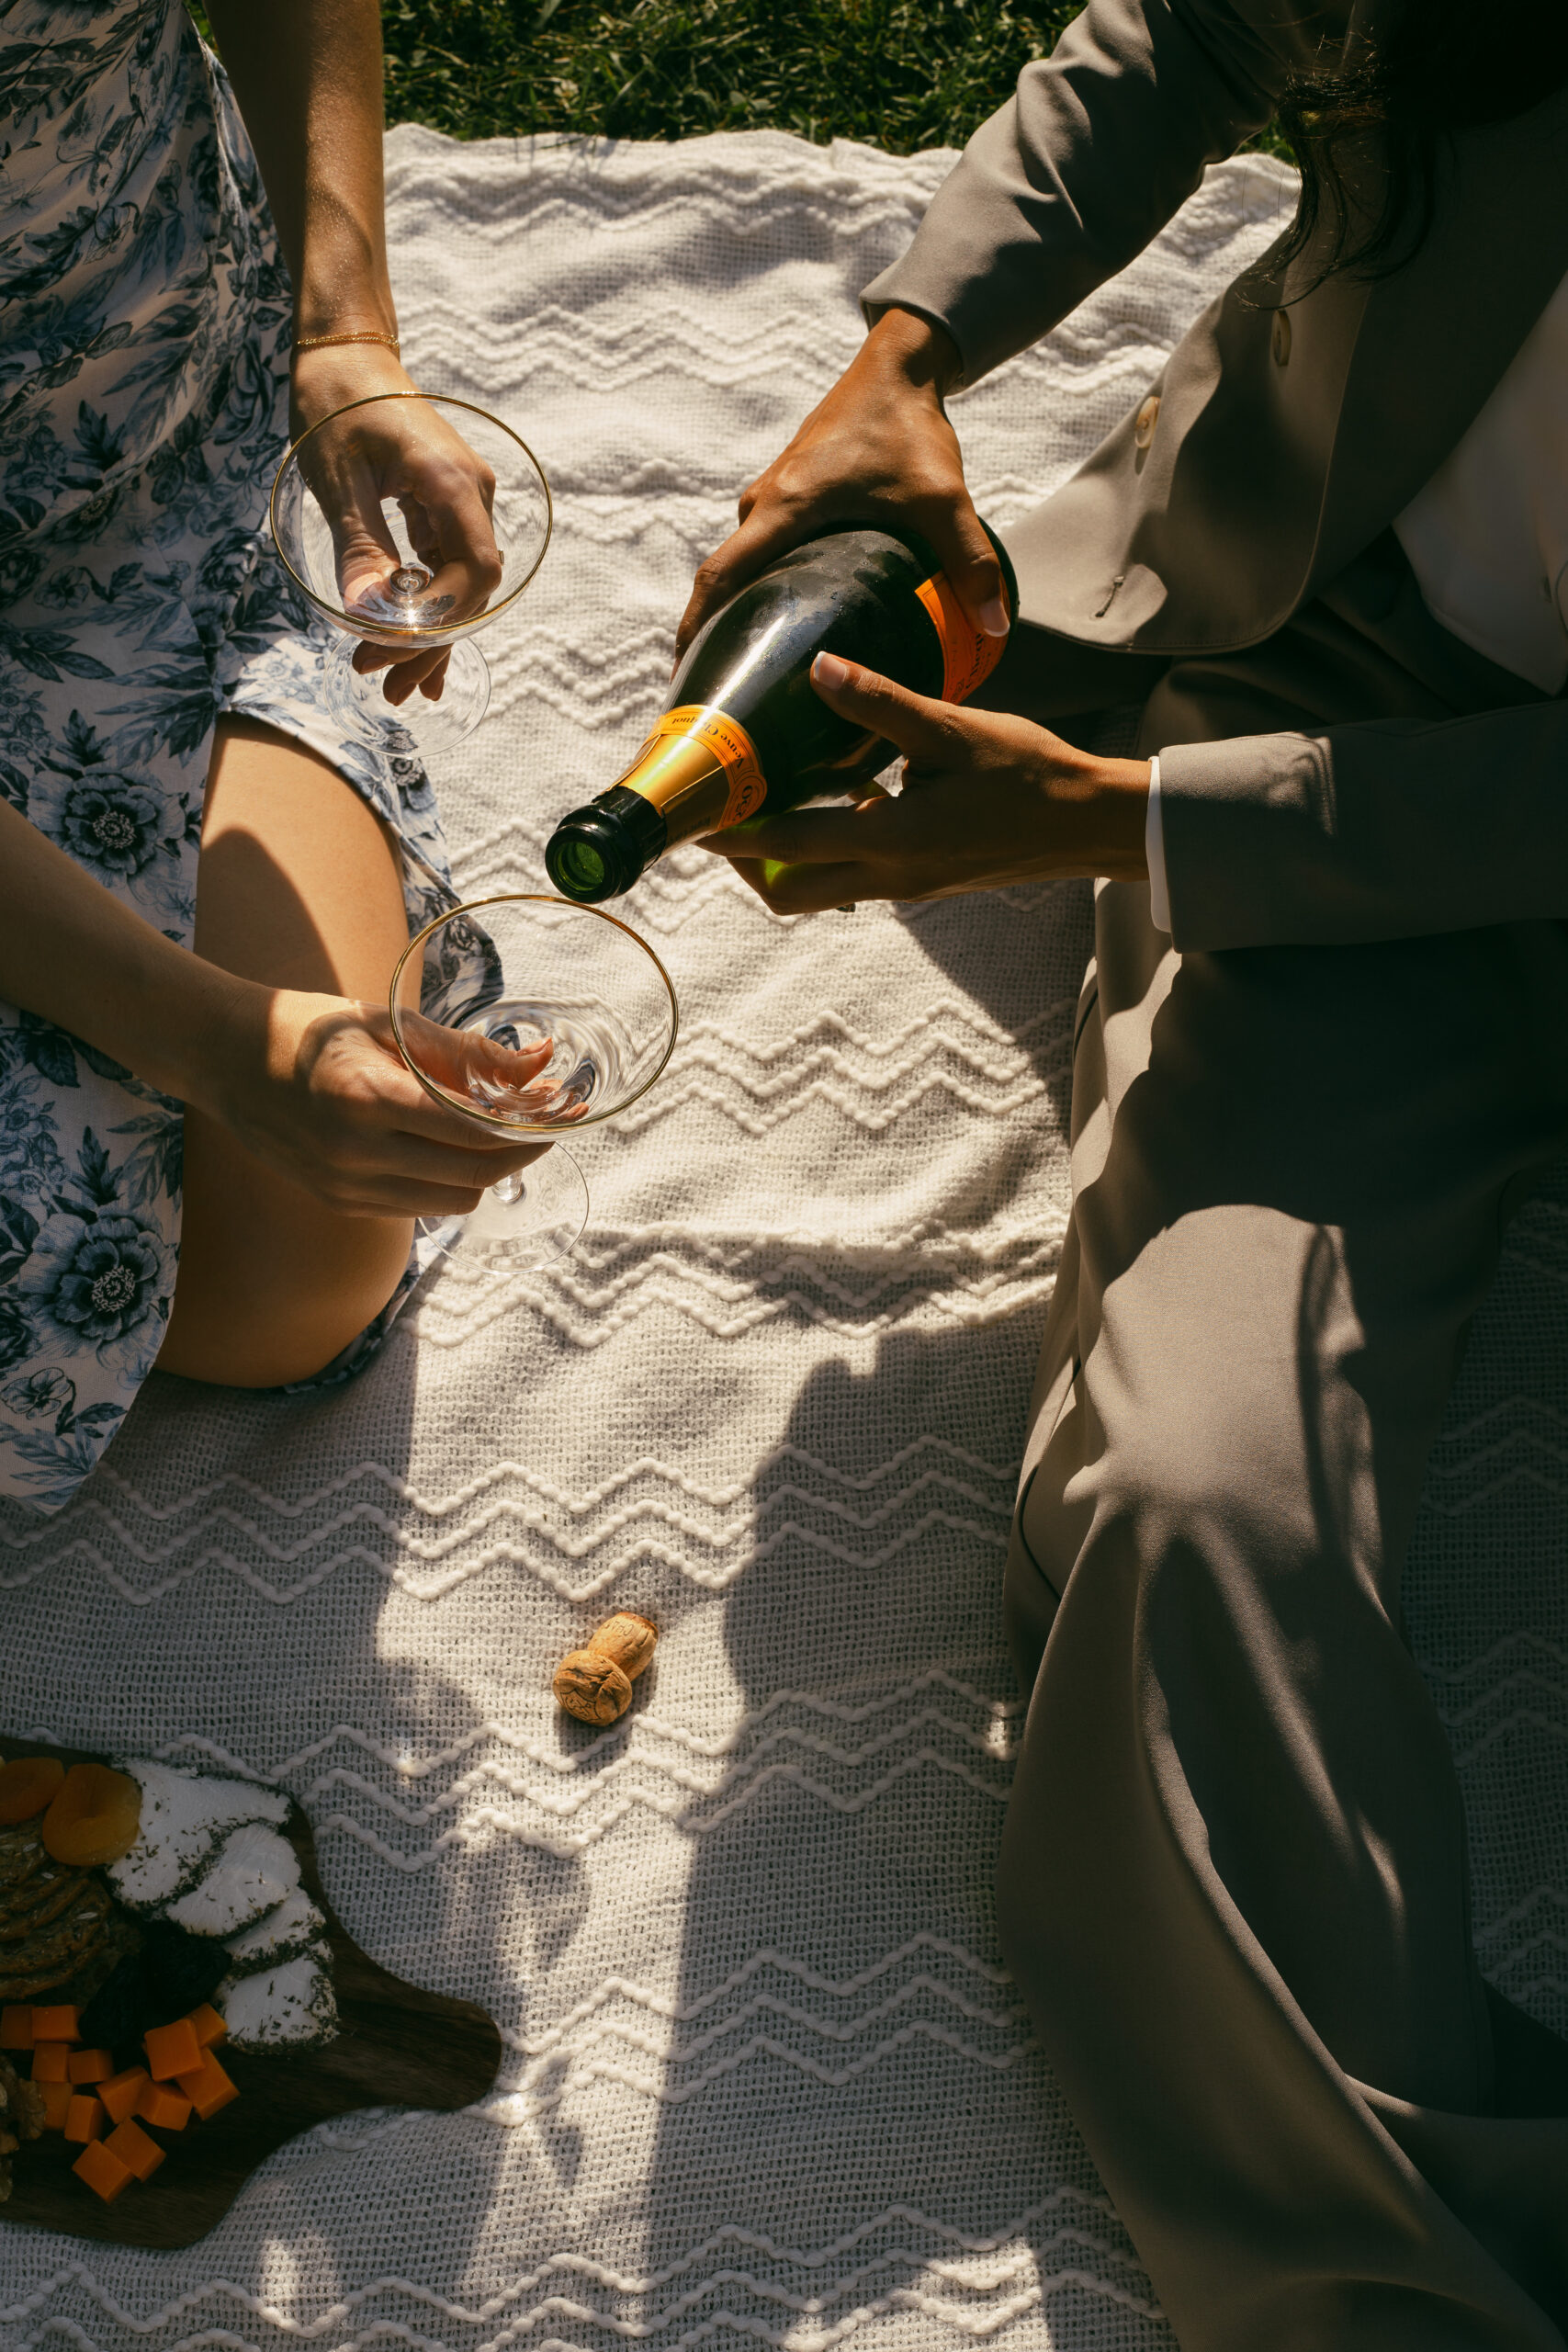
[380,0,1079,149]
[194,1,1292,160]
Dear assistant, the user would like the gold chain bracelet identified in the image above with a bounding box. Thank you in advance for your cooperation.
[292,329,401,355]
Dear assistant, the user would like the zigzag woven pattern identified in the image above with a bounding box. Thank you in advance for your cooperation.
[3,120,1563,2352]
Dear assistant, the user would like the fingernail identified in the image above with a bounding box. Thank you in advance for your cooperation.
[978,597,1010,638]
[812,652,850,690]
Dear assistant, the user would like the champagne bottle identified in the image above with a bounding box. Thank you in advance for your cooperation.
[544,520,1018,903]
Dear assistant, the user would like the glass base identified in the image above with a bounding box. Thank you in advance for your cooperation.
[324,633,491,763]
[417,1147,588,1272]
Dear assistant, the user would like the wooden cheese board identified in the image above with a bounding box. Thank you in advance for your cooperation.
[0,1733,502,2248]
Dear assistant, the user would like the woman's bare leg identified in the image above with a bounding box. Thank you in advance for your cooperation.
[156,718,417,1387]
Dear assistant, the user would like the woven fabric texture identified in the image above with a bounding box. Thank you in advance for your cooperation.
[2,125,1563,2352]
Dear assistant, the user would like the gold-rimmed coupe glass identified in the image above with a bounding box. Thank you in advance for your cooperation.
[270,392,552,763]
[389,895,679,1270]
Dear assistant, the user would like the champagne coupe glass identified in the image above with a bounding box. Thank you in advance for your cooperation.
[270,393,551,763]
[389,895,679,1270]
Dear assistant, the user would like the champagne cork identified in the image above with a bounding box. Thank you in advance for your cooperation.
[554,1611,659,1725]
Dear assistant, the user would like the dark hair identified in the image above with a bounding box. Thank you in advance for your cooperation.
[1274,1,1568,287]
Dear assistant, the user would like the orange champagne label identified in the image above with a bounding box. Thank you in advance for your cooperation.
[618,704,768,831]
[914,571,1010,705]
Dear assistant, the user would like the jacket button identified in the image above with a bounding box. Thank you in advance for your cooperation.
[1271,309,1292,365]
[1134,392,1160,450]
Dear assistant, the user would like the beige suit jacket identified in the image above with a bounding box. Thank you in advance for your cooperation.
[863,0,1568,952]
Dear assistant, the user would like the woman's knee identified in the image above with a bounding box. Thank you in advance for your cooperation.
[159,1111,412,1388]
[158,1214,410,1388]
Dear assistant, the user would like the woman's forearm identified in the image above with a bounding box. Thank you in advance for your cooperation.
[0,800,245,1108]
[202,0,395,343]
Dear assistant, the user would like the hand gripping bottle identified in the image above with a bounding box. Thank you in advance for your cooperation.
[544,520,1018,902]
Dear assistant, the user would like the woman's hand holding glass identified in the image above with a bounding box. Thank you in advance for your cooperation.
[387,897,680,1271]
[291,349,503,707]
[272,379,551,758]
[200,986,554,1219]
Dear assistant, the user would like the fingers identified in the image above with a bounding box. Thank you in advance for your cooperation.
[306,1007,557,1152]
[807,652,959,758]
[920,490,1010,639]
[696,788,907,913]
[700,799,881,870]
[725,854,878,916]
[322,1146,552,1220]
[389,1017,557,1125]
[351,642,452,703]
[675,504,807,662]
[329,451,407,626]
[241,997,568,1216]
[311,408,504,653]
[309,1098,552,1208]
[362,1125,547,1192]
[679,494,1010,663]
[395,458,503,626]
[278,1114,548,1217]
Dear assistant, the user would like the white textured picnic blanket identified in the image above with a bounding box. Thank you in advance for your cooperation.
[4,124,1566,2352]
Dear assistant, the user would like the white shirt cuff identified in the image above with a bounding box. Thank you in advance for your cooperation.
[1145,752,1171,934]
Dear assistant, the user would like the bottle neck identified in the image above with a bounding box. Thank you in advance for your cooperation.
[612,704,768,834]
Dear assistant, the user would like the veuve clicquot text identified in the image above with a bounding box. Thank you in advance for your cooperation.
[544,521,1019,903]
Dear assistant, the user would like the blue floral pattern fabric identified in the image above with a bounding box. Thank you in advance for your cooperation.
[0,0,483,1511]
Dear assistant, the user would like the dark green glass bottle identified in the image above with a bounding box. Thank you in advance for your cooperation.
[544,520,1018,903]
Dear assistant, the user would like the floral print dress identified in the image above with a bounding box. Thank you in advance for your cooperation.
[0,0,487,1511]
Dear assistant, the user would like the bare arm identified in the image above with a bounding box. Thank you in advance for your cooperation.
[0,802,239,1106]
[201,0,502,698]
[0,800,545,1216]
[210,0,388,300]
[203,0,395,401]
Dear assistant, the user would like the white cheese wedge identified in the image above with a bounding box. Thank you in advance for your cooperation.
[107,1761,289,1912]
[164,1821,300,1938]
[223,1887,328,1973]
[220,1955,339,2050]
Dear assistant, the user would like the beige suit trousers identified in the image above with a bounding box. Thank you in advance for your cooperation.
[980,541,1568,2349]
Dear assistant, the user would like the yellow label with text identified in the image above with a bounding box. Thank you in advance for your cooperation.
[914,571,1010,705]
[624,704,768,830]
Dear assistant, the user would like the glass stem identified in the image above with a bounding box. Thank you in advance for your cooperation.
[492,1170,528,1207]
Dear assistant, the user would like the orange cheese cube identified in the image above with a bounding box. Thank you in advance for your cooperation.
[143,2017,200,2080]
[30,2042,70,2083]
[67,2047,112,2085]
[63,2094,104,2143]
[72,2138,132,2203]
[98,2066,150,2125]
[37,2080,72,2130]
[175,2048,239,2120]
[0,2006,33,2051]
[135,2080,191,2131]
[103,2116,165,2182]
[31,2005,79,2043]
[186,2002,227,2049]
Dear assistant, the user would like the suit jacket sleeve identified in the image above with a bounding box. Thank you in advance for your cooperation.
[1156,704,1568,949]
[862,0,1307,384]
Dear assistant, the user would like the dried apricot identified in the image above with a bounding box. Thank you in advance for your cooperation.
[0,1758,64,1824]
[40,1765,141,1868]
